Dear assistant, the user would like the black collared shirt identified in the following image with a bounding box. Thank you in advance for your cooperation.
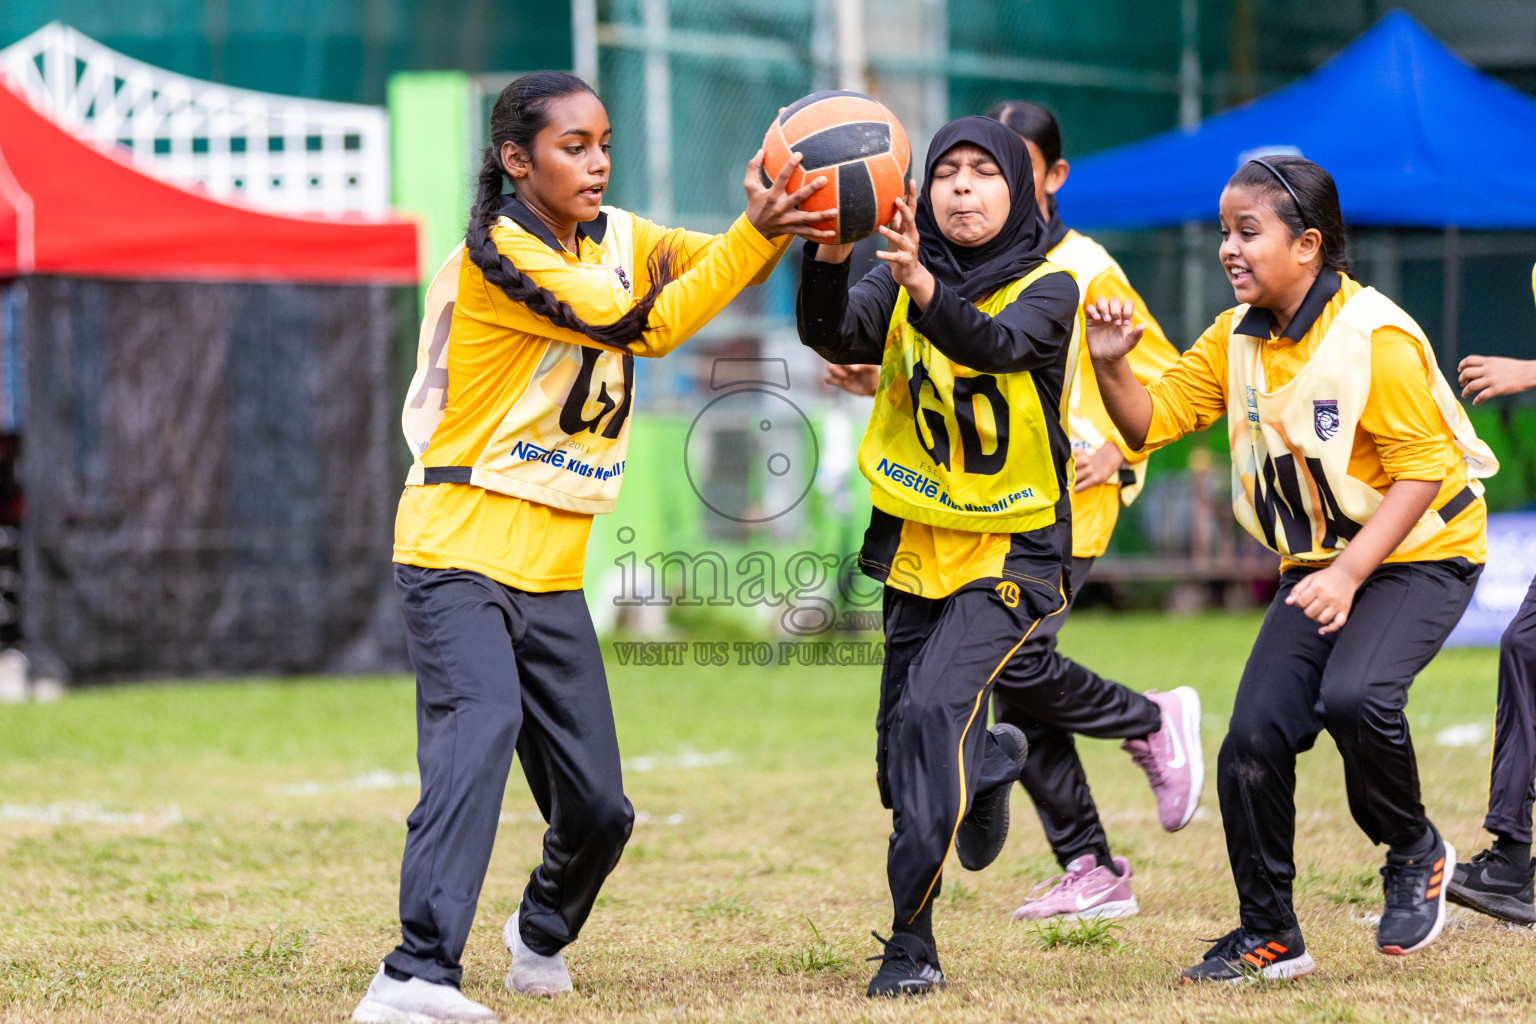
[1042,214,1071,253]
[1234,267,1341,342]
[496,194,608,254]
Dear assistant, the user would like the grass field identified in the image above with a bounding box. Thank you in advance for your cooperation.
[2,610,1532,1023]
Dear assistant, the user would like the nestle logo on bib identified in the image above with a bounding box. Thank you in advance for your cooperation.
[1314,399,1340,441]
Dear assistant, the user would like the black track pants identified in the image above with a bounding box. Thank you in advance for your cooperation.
[384,565,634,988]
[992,556,1162,867]
[877,565,1158,945]
[1219,559,1479,934]
[1484,576,1536,845]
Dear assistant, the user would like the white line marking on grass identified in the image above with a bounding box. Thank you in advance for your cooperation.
[499,810,685,826]
[634,811,686,826]
[0,802,182,826]
[1435,723,1490,747]
[278,770,418,795]
[622,748,734,773]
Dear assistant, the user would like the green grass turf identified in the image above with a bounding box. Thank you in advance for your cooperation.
[1,610,1532,1022]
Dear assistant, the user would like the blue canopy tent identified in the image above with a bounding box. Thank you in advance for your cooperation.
[1058,10,1536,365]
[1059,11,1536,231]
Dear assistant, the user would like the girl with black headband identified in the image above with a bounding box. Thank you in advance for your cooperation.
[1087,154,1497,982]
[797,115,1201,997]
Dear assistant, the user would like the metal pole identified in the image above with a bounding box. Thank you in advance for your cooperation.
[1443,224,1460,371]
[924,0,948,140]
[835,0,866,93]
[1178,0,1203,348]
[572,0,598,88]
[642,0,673,224]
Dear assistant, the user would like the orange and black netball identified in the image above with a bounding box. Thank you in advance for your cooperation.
[761,90,911,245]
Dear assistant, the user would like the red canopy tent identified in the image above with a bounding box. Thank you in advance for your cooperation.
[0,76,421,680]
[0,142,30,277]
[0,79,417,283]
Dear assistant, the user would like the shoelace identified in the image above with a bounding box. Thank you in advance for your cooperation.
[1025,865,1096,903]
[1196,927,1247,963]
[1381,858,1428,910]
[865,931,922,966]
[1124,739,1167,785]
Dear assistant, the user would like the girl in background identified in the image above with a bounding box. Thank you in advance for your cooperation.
[986,100,1190,925]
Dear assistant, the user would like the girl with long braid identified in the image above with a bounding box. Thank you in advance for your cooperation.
[353,72,831,1024]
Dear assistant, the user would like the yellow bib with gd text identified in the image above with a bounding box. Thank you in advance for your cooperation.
[857,262,1080,533]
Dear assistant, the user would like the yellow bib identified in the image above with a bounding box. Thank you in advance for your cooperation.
[1226,287,1497,561]
[401,208,639,515]
[1052,231,1148,507]
[857,262,1081,533]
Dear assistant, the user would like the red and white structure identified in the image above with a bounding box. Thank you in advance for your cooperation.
[0,22,391,218]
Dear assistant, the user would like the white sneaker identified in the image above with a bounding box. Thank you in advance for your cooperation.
[351,963,499,1023]
[503,907,573,997]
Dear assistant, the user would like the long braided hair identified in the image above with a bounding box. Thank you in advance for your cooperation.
[466,71,679,350]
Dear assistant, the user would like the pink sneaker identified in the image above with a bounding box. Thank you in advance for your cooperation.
[1123,686,1203,831]
[1013,855,1139,922]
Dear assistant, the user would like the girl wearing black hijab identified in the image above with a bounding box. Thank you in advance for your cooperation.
[798,116,1198,996]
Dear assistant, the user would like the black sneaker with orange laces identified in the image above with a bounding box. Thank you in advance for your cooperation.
[1377,829,1454,955]
[1179,926,1315,983]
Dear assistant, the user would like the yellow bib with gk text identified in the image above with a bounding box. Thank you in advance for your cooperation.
[401,208,640,515]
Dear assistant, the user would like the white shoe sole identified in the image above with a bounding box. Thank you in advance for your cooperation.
[352,999,460,1024]
[1170,685,1204,831]
[1230,951,1316,983]
[1060,896,1140,922]
[1379,839,1454,955]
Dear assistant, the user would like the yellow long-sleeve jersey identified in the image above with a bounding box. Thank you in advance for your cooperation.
[394,197,788,591]
[1053,229,1180,558]
[1141,270,1490,571]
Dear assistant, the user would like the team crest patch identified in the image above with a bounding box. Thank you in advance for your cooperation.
[1314,399,1340,441]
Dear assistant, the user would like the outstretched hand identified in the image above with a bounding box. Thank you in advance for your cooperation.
[875,181,933,304]
[1085,297,1146,362]
[1458,355,1536,405]
[744,149,838,241]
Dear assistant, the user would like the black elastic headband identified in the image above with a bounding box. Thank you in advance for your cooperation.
[1247,158,1311,231]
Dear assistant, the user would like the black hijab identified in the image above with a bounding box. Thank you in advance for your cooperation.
[913,115,1048,303]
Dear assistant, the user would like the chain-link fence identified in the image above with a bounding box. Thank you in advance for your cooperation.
[586,0,1536,533]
